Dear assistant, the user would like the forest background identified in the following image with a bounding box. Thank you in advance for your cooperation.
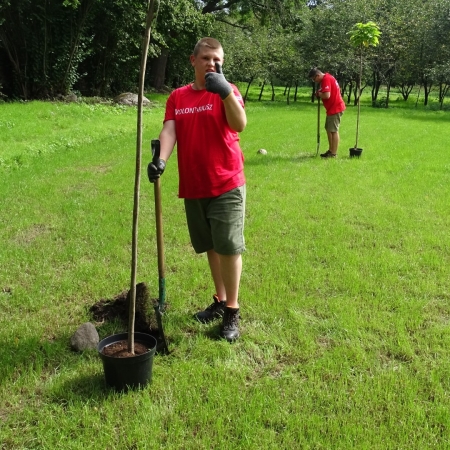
[1,0,450,109]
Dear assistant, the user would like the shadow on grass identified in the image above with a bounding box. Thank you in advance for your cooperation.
[0,333,76,388]
[245,152,318,167]
[47,372,114,403]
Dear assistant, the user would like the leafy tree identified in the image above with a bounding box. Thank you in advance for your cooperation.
[149,0,214,90]
[216,20,265,101]
[76,0,149,96]
[0,0,95,99]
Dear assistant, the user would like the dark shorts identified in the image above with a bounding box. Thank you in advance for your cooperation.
[325,112,343,133]
[184,185,246,255]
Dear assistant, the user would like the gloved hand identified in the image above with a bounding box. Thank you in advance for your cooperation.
[147,158,166,183]
[205,62,233,100]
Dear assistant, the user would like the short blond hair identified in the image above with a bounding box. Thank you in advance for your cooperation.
[193,37,223,56]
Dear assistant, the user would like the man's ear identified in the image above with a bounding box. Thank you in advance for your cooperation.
[189,54,195,66]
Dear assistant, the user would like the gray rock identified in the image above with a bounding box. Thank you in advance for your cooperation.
[70,322,99,351]
[64,93,78,103]
[257,148,268,155]
[114,92,150,106]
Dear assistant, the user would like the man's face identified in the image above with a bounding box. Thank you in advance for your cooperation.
[190,47,224,82]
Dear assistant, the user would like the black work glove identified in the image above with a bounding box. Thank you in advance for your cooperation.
[147,158,166,183]
[205,62,233,100]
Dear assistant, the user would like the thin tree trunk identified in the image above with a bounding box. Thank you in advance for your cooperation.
[355,51,362,149]
[128,0,159,354]
[243,76,253,103]
[415,84,422,108]
[150,48,169,90]
[258,80,265,101]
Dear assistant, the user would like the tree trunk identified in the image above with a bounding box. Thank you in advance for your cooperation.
[415,84,422,107]
[258,80,265,101]
[270,81,275,101]
[371,70,382,105]
[439,83,450,110]
[243,76,254,103]
[423,79,432,106]
[399,83,414,101]
[353,82,359,106]
[355,51,362,149]
[385,82,391,108]
[149,47,169,90]
[346,81,353,104]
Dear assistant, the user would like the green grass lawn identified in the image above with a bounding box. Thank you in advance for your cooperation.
[1,88,450,449]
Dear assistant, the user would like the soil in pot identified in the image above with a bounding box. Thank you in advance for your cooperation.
[102,340,149,358]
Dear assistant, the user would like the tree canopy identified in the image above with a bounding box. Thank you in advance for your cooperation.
[0,0,449,108]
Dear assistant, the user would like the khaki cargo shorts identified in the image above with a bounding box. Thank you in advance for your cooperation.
[184,185,246,255]
[325,112,343,133]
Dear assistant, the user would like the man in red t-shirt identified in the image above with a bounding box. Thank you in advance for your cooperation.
[309,68,346,158]
[147,38,247,341]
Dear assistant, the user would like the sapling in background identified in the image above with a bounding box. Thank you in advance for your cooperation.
[348,21,381,152]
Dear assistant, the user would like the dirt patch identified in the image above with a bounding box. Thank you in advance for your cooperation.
[90,282,159,334]
[14,224,52,245]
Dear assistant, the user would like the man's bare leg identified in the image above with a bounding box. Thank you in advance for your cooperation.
[207,249,241,308]
[329,131,340,155]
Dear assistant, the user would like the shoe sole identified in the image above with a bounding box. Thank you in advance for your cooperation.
[193,313,223,324]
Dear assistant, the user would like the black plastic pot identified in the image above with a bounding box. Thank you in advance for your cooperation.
[98,332,157,390]
[349,147,363,158]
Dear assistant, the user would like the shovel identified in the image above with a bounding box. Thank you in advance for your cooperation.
[151,138,169,354]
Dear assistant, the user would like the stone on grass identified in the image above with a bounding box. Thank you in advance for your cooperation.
[114,92,150,106]
[70,322,99,351]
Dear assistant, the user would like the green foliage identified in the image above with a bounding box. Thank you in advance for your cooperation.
[75,0,149,96]
[0,0,449,105]
[154,0,214,88]
[348,21,382,49]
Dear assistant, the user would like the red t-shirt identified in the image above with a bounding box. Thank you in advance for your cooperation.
[164,84,245,199]
[320,73,346,116]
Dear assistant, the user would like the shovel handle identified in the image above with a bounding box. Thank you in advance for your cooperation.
[151,139,160,164]
[151,139,166,308]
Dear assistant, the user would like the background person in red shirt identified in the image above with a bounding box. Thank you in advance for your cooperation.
[309,68,346,158]
[147,37,247,342]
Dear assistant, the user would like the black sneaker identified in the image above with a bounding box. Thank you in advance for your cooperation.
[320,150,336,158]
[220,307,240,342]
[194,295,226,323]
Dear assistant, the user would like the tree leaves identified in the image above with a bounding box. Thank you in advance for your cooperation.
[348,21,382,49]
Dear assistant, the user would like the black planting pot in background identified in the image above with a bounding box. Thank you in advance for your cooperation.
[349,148,363,158]
[98,332,157,391]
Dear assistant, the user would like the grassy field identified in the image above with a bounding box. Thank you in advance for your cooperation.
[1,87,450,449]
